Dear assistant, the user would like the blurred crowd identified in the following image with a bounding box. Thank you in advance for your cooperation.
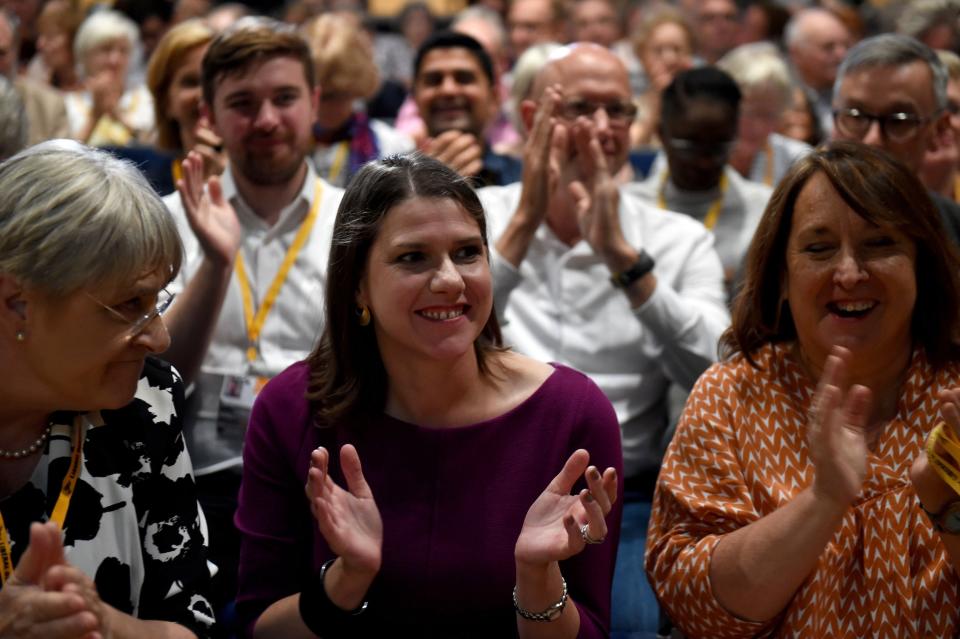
[5,1,960,639]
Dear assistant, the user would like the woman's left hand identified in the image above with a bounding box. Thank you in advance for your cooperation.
[911,388,960,512]
[43,564,111,639]
[515,449,618,567]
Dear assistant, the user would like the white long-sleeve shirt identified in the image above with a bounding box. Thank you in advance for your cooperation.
[479,184,730,476]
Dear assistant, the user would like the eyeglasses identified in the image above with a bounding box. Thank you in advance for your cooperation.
[87,288,176,337]
[557,99,638,125]
[832,107,940,143]
[664,137,735,159]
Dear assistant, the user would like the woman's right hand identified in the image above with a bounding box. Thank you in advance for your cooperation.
[176,150,241,267]
[0,523,100,639]
[305,445,382,579]
[807,346,872,509]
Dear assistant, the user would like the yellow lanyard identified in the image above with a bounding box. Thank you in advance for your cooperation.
[235,179,324,362]
[658,171,728,230]
[762,142,773,187]
[171,158,183,186]
[953,175,960,203]
[0,420,84,585]
[926,422,960,497]
[327,142,349,184]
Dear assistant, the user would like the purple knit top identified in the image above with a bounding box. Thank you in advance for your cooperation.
[235,362,623,638]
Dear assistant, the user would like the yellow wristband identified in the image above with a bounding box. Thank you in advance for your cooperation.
[926,423,960,497]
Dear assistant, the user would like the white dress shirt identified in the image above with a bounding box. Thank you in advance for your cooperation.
[479,184,730,476]
[164,163,344,473]
[627,158,772,291]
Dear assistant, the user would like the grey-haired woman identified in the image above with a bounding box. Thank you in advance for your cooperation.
[0,141,213,639]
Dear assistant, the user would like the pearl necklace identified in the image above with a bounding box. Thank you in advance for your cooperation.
[0,425,52,460]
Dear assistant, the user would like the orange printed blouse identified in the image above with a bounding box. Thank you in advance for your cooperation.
[646,343,960,639]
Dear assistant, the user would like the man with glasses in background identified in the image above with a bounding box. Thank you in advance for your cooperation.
[628,67,772,300]
[478,43,729,638]
[831,33,960,246]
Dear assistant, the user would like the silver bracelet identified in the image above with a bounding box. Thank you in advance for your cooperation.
[512,576,568,622]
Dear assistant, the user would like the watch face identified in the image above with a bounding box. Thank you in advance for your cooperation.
[942,501,960,535]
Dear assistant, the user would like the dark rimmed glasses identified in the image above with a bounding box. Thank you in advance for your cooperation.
[832,107,941,143]
[557,99,639,125]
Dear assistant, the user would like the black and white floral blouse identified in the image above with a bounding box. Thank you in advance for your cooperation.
[0,357,215,636]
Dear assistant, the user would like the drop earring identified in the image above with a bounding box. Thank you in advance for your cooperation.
[356,304,371,326]
[15,330,25,342]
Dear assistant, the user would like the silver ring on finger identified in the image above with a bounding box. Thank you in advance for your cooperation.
[579,523,604,545]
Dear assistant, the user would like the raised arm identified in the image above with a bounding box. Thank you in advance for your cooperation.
[648,347,870,638]
[569,119,728,388]
[162,151,242,384]
[514,449,618,639]
[911,386,960,572]
[495,86,562,270]
[252,444,382,639]
[709,349,870,621]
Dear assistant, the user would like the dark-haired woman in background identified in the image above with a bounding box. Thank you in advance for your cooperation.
[234,154,622,638]
[647,142,960,638]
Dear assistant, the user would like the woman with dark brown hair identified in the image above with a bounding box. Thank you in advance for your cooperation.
[646,141,960,638]
[234,154,622,639]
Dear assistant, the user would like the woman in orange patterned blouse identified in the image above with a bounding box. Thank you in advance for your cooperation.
[646,141,960,639]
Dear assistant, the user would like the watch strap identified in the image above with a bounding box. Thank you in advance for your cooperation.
[920,497,960,534]
[610,251,655,289]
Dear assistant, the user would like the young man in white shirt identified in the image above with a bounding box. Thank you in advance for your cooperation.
[162,17,344,624]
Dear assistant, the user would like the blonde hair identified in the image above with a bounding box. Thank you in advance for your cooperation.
[938,49,960,81]
[717,42,793,114]
[301,13,378,100]
[146,19,215,151]
[631,5,695,61]
[0,141,182,295]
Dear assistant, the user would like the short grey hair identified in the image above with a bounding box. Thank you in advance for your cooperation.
[897,0,960,42]
[0,140,182,295]
[0,76,25,160]
[717,42,793,113]
[73,9,139,75]
[834,33,948,111]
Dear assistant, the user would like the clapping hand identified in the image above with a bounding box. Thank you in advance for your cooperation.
[0,522,102,639]
[807,346,872,509]
[305,446,382,578]
[87,70,122,121]
[568,118,624,260]
[911,388,960,514]
[191,115,227,181]
[421,130,484,178]
[515,449,618,567]
[176,150,241,267]
[517,85,564,226]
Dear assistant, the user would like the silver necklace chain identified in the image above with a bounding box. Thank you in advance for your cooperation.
[0,424,52,460]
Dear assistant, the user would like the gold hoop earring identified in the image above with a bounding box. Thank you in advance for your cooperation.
[357,304,371,326]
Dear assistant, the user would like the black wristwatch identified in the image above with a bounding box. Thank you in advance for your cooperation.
[610,251,656,289]
[921,498,960,534]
